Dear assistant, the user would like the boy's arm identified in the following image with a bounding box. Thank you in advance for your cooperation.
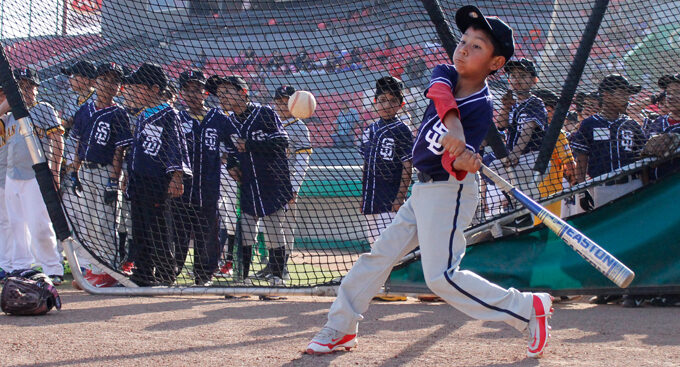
[507,119,538,166]
[392,160,412,212]
[47,132,64,188]
[495,90,514,130]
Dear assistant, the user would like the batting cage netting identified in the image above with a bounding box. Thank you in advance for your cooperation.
[1,0,679,293]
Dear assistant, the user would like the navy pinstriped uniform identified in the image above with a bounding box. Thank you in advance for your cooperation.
[71,103,133,165]
[225,104,292,217]
[361,117,413,214]
[412,65,493,178]
[570,114,647,178]
[127,103,191,285]
[651,122,680,179]
[173,108,234,283]
[644,114,674,137]
[506,96,547,153]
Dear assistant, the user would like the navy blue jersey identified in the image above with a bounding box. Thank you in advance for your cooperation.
[570,114,647,178]
[361,117,413,214]
[643,114,674,137]
[412,64,493,179]
[506,95,547,154]
[127,104,191,179]
[179,108,235,207]
[71,103,133,165]
[225,104,292,217]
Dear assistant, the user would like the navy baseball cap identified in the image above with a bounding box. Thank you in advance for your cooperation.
[504,58,537,77]
[274,85,296,99]
[96,62,125,80]
[658,74,680,89]
[598,74,641,95]
[124,63,168,91]
[61,60,98,79]
[455,5,515,64]
[206,75,248,95]
[14,67,40,86]
[375,76,404,102]
[179,70,207,89]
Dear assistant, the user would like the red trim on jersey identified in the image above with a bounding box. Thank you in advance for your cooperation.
[669,117,679,126]
[441,152,468,181]
[426,83,460,122]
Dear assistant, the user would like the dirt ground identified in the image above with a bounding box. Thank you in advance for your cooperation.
[1,284,679,367]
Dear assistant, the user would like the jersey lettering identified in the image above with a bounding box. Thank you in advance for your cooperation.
[204,128,218,151]
[251,130,266,142]
[94,121,110,145]
[425,120,448,155]
[142,124,163,156]
[379,137,395,160]
[619,130,634,152]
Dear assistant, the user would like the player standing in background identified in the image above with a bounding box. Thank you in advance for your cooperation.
[570,74,647,208]
[124,63,191,286]
[307,6,553,358]
[361,76,413,302]
[0,86,18,279]
[5,68,65,285]
[496,59,547,201]
[531,89,576,223]
[644,74,679,136]
[574,91,600,123]
[173,70,233,286]
[257,85,313,281]
[208,75,292,285]
[69,62,132,288]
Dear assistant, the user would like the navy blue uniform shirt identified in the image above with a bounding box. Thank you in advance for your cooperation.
[127,103,191,179]
[570,114,647,178]
[225,104,292,217]
[71,102,133,165]
[644,114,674,137]
[506,95,547,154]
[179,108,234,207]
[412,64,493,179]
[361,117,413,214]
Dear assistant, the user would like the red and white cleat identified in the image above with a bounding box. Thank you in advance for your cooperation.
[527,293,554,358]
[121,262,134,276]
[306,327,357,355]
[215,261,233,277]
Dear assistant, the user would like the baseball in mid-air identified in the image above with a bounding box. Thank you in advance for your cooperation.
[288,90,317,119]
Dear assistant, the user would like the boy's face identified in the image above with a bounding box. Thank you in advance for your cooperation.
[545,105,555,123]
[126,83,156,109]
[581,96,599,118]
[601,88,630,114]
[18,79,37,104]
[95,72,121,101]
[181,81,206,109]
[374,92,402,120]
[216,83,245,111]
[508,69,535,93]
[0,90,5,105]
[69,74,93,94]
[452,28,505,77]
[273,96,291,117]
[666,83,680,112]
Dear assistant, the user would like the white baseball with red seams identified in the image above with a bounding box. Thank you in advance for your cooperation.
[287,90,316,119]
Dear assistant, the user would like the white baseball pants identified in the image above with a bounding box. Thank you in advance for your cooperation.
[242,208,287,249]
[5,176,63,276]
[326,174,533,335]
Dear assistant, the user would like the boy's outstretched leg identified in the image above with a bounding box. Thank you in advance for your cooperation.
[306,198,419,354]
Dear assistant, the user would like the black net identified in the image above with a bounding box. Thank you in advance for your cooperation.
[1,0,679,289]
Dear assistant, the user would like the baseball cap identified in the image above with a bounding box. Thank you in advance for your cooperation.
[658,73,680,89]
[273,85,296,99]
[598,74,641,95]
[61,60,98,79]
[455,5,515,63]
[124,63,168,91]
[96,62,125,80]
[13,67,40,86]
[504,58,537,77]
[206,75,248,95]
[375,76,404,102]
[532,88,557,107]
[178,70,207,89]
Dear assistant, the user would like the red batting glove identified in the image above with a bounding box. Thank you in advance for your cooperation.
[441,152,468,181]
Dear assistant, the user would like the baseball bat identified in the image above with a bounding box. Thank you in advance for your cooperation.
[479,164,635,288]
